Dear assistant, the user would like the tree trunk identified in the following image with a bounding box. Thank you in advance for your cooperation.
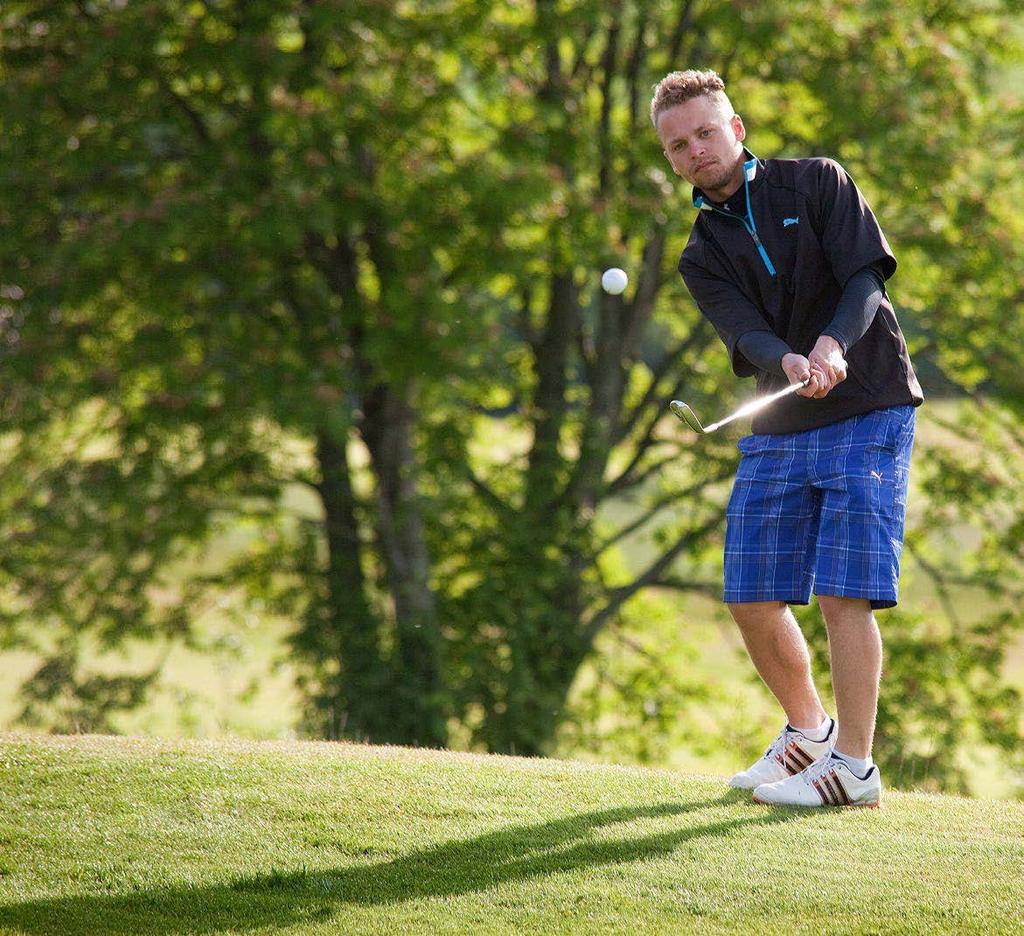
[313,428,389,741]
[360,385,447,748]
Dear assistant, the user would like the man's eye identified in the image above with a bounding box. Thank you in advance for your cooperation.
[700,129,711,138]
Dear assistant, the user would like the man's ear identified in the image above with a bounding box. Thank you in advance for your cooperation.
[732,114,746,142]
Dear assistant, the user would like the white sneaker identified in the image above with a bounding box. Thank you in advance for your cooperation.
[753,752,882,808]
[728,719,836,790]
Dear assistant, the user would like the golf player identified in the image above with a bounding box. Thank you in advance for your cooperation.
[652,70,923,808]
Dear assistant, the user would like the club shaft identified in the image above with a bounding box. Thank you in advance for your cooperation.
[704,379,809,433]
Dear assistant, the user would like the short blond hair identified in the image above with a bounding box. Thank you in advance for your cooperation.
[650,69,732,128]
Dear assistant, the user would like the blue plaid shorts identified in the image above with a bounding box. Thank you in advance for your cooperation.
[724,405,916,610]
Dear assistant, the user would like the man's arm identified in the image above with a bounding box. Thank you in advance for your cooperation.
[738,260,884,395]
[803,264,886,398]
[678,258,772,379]
[735,331,791,376]
[820,266,885,354]
[726,330,830,399]
[680,250,837,398]
[804,160,896,401]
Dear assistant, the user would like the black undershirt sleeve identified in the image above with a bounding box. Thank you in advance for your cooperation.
[735,330,792,377]
[820,265,886,354]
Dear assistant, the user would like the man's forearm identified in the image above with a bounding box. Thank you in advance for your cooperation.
[821,266,885,353]
[736,330,792,377]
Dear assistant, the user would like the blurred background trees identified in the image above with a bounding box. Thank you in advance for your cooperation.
[1,0,1022,794]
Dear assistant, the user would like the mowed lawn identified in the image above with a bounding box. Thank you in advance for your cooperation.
[0,735,1021,935]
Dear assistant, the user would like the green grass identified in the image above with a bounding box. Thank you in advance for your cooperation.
[1,734,1022,935]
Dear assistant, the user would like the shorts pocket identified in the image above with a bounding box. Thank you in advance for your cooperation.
[737,433,765,455]
[877,406,916,454]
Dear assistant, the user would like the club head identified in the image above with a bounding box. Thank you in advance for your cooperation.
[670,400,706,434]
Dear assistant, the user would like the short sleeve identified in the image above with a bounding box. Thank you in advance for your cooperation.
[815,159,897,286]
[679,252,773,378]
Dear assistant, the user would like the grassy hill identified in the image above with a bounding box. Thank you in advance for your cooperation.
[1,735,1022,935]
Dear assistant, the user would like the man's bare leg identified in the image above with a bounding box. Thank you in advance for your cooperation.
[818,595,881,760]
[727,600,828,728]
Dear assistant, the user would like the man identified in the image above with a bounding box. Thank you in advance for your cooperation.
[651,70,923,808]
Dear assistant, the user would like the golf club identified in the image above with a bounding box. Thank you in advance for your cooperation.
[670,378,811,434]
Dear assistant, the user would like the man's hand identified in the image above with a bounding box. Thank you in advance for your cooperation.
[806,335,848,399]
[781,352,826,398]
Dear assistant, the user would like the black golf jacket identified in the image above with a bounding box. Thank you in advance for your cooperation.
[678,152,924,434]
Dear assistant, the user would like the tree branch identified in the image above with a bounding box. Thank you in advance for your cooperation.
[622,0,655,208]
[607,450,685,497]
[626,2,650,131]
[606,374,688,494]
[619,224,666,346]
[517,287,538,349]
[524,271,578,513]
[904,538,964,632]
[594,467,733,556]
[597,10,622,196]
[581,508,727,648]
[667,0,698,65]
[464,464,516,521]
[649,575,723,599]
[155,72,212,147]
[614,318,712,446]
[563,226,676,509]
[570,22,599,82]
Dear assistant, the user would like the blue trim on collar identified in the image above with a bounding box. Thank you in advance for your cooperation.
[689,152,776,278]
[691,152,760,209]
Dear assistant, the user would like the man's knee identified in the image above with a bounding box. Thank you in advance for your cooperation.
[727,600,787,628]
[817,594,873,624]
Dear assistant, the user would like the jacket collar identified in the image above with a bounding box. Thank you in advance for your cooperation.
[692,149,765,210]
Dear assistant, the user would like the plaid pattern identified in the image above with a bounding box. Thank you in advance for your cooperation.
[724,405,916,610]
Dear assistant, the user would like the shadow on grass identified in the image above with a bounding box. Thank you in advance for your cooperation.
[1,791,806,934]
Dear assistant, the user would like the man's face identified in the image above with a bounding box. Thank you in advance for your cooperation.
[656,96,746,200]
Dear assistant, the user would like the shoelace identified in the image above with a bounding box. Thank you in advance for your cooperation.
[803,754,836,787]
[801,753,857,806]
[763,725,826,776]
[763,727,794,762]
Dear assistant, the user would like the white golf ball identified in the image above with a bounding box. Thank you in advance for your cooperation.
[601,267,628,295]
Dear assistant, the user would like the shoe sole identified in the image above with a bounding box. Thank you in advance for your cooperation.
[752,794,881,809]
[729,771,796,790]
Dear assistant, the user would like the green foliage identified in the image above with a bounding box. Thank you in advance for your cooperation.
[17,648,160,735]
[0,0,482,743]
[1,1,1023,794]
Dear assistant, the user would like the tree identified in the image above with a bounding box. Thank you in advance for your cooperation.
[0,0,496,743]
[2,0,1022,793]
